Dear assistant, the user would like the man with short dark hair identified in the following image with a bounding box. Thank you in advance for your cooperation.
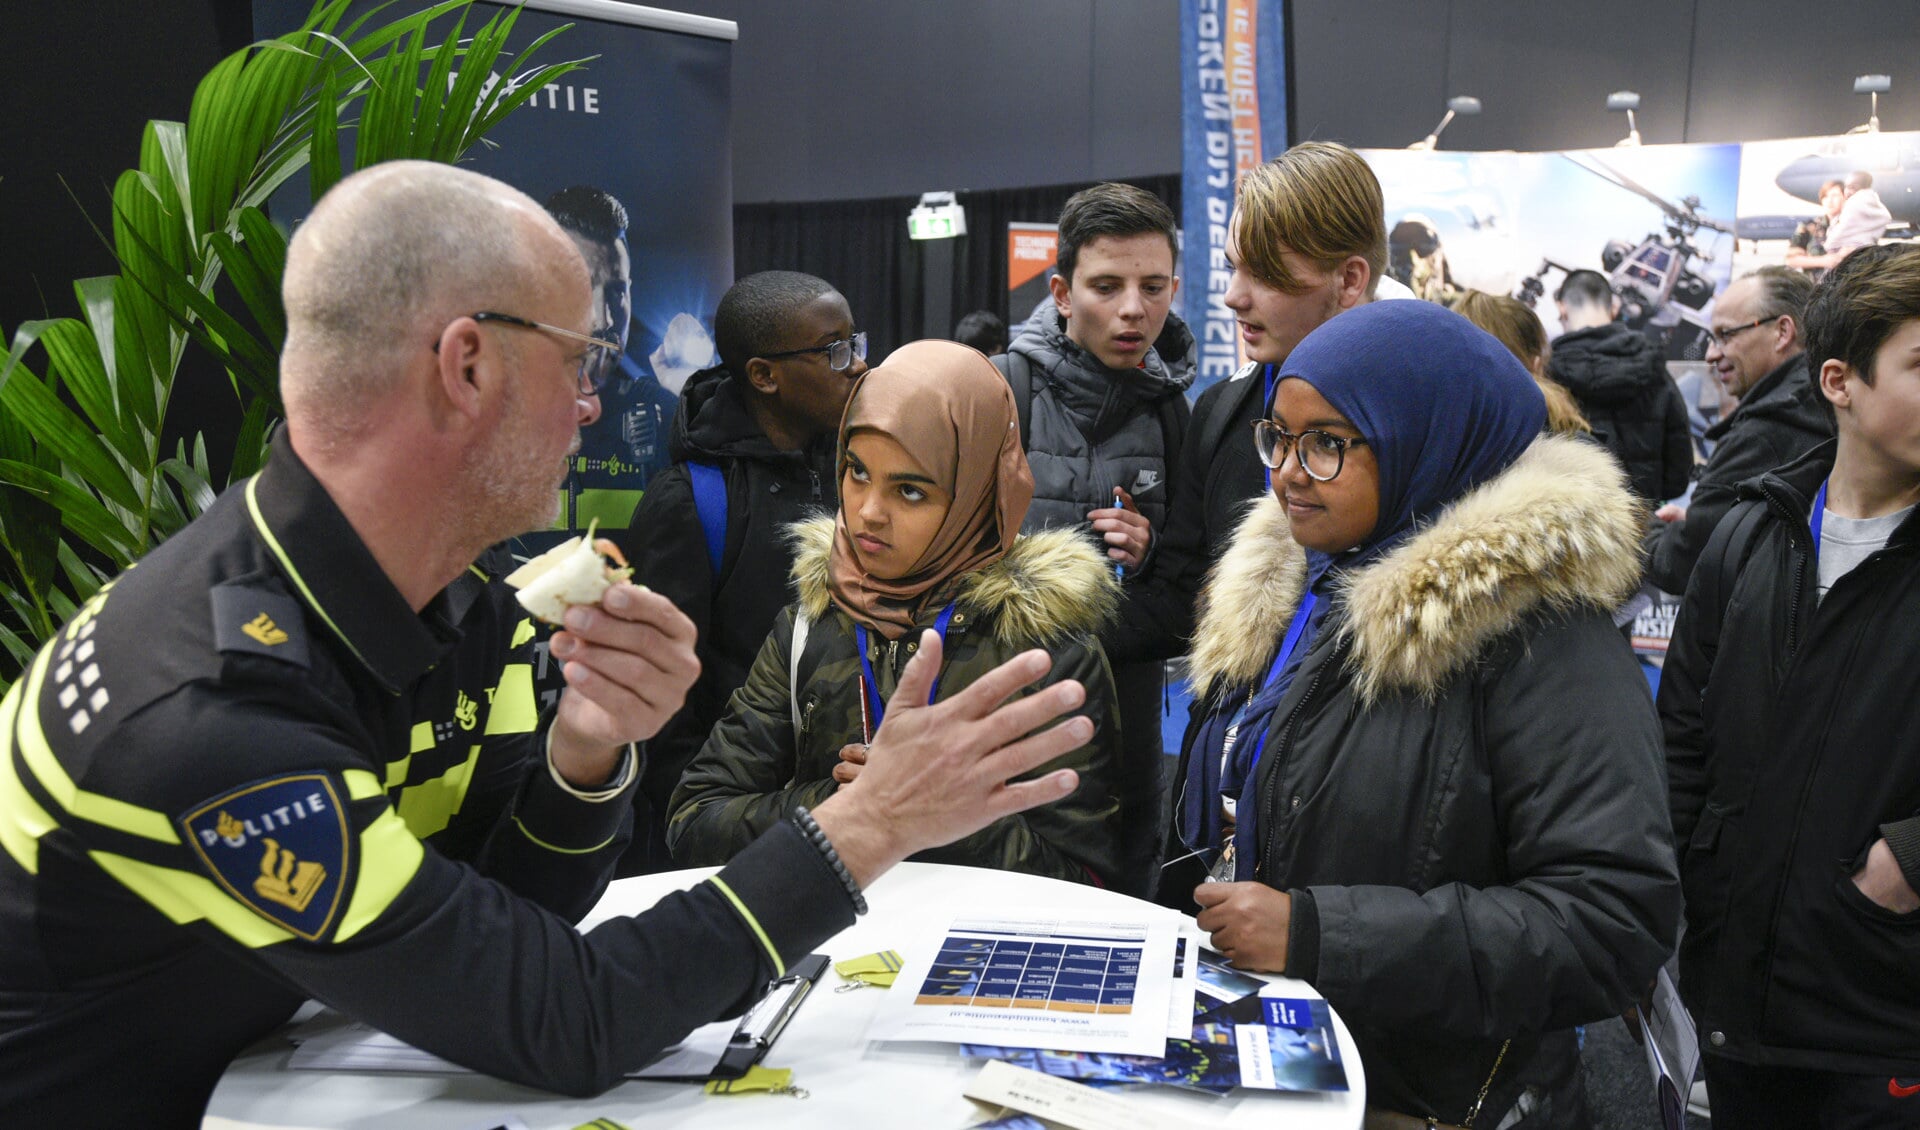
[615,270,867,874]
[993,181,1192,897]
[1661,242,1920,1128]
[1646,266,1830,593]
[1549,268,1692,505]
[0,164,1092,1125]
[540,185,679,545]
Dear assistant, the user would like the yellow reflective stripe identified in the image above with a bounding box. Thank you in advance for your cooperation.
[0,680,57,874]
[385,754,412,789]
[342,769,383,801]
[334,807,426,942]
[483,664,537,735]
[13,648,177,844]
[409,721,434,753]
[705,876,784,977]
[244,474,376,676]
[510,618,536,648]
[89,850,292,949]
[467,564,487,581]
[396,744,480,840]
[509,814,619,856]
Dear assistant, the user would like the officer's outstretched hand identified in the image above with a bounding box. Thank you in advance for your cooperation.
[546,582,699,789]
[810,631,1088,889]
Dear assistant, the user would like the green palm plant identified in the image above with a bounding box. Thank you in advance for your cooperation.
[0,0,590,693]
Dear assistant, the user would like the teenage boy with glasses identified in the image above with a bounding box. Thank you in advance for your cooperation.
[614,271,869,875]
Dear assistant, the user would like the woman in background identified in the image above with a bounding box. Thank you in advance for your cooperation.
[1451,288,1591,437]
[669,340,1123,885]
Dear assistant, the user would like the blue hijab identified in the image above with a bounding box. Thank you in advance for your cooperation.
[1180,301,1547,875]
[1276,299,1547,569]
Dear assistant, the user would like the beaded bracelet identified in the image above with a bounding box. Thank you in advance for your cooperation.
[792,806,868,916]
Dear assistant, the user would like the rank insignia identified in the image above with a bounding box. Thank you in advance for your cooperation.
[180,773,350,941]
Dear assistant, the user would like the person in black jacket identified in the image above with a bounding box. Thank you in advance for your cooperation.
[1183,301,1676,1127]
[1549,269,1692,505]
[613,270,867,874]
[1660,243,1920,1128]
[1645,266,1830,595]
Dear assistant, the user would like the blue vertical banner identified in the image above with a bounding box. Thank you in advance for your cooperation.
[253,0,736,546]
[1179,0,1288,398]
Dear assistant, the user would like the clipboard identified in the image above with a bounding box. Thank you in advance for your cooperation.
[711,952,830,1079]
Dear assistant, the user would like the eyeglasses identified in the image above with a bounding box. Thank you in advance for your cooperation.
[1251,421,1369,482]
[760,331,869,373]
[1708,316,1776,348]
[464,311,622,395]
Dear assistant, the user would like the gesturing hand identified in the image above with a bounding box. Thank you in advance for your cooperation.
[811,630,1091,888]
[1193,881,1293,972]
[547,583,700,788]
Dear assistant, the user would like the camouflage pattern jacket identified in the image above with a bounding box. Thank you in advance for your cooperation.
[668,517,1124,885]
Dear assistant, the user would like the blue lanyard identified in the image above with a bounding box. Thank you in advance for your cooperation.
[1242,591,1318,775]
[1810,480,1829,564]
[855,602,957,740]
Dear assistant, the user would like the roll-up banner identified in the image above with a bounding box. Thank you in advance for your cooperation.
[254,0,736,548]
[1178,0,1289,398]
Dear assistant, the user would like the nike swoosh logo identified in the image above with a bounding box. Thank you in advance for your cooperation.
[1890,1078,1920,1098]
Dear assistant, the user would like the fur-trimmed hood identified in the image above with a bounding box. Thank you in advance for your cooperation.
[789,516,1118,646]
[1189,434,1643,703]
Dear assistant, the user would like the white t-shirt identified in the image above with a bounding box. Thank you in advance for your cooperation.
[1817,503,1915,600]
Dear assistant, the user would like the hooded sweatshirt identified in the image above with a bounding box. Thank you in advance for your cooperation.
[1548,320,1692,504]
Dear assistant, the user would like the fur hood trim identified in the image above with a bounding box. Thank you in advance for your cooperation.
[1189,434,1643,702]
[789,517,1119,646]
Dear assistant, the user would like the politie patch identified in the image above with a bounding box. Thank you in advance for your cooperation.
[180,773,350,941]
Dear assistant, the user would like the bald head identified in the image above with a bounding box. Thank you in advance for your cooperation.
[280,161,588,435]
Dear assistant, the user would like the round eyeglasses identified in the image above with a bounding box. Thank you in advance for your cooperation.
[760,331,869,373]
[1251,421,1369,482]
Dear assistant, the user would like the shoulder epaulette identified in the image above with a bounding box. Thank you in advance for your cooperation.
[210,580,309,669]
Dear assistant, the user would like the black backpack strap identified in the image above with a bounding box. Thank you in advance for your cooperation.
[1712,497,1769,610]
[991,351,1034,448]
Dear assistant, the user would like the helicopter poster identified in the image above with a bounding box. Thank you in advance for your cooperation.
[1363,143,1742,362]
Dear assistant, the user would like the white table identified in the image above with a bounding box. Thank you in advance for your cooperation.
[206,862,1365,1128]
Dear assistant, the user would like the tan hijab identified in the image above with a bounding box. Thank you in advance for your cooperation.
[827,340,1034,639]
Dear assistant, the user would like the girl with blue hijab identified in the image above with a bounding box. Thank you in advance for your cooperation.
[1174,301,1679,1128]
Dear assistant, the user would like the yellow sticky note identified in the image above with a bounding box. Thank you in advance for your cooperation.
[834,949,903,987]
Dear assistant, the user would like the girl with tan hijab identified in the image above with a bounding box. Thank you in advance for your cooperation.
[669,341,1125,884]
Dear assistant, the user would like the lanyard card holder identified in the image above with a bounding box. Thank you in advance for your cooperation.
[712,952,830,1079]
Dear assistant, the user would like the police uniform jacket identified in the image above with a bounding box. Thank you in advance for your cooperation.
[0,433,855,1126]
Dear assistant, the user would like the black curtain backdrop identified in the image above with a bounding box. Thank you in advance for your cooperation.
[733,173,1181,360]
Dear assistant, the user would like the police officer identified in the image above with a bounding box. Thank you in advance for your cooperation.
[0,161,1093,1125]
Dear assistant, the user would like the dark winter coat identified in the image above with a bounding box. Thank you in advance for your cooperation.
[1106,360,1270,664]
[1548,321,1693,504]
[996,307,1195,895]
[1643,353,1832,594]
[1660,440,1920,1074]
[668,518,1125,886]
[1183,434,1679,1124]
[613,365,837,873]
[999,305,1192,534]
